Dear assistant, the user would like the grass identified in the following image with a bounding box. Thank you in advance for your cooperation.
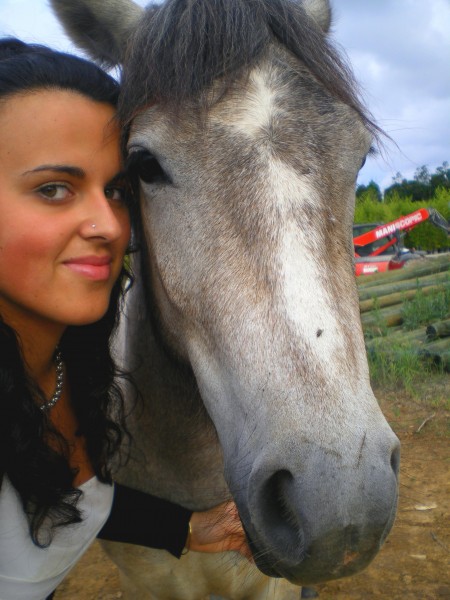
[401,278,450,330]
[374,371,449,437]
[367,340,442,392]
[364,297,389,340]
[364,277,449,388]
[430,395,450,411]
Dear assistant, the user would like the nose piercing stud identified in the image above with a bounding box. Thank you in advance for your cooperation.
[91,224,96,229]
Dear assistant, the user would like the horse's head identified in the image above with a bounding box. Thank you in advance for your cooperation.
[52,0,400,584]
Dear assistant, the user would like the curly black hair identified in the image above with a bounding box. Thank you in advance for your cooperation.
[0,38,136,547]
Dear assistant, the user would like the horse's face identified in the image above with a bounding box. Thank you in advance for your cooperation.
[52,0,399,585]
[132,56,371,406]
[129,52,398,583]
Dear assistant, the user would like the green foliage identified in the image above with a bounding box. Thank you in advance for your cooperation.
[364,274,450,388]
[354,194,391,223]
[356,180,382,203]
[384,180,432,202]
[383,161,450,203]
[354,172,450,252]
[414,165,431,184]
[401,280,450,330]
[360,250,449,392]
[363,297,388,339]
[383,189,407,205]
[405,187,450,251]
[367,340,434,390]
[430,162,450,190]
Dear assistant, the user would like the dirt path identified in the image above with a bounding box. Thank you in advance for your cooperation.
[55,385,449,599]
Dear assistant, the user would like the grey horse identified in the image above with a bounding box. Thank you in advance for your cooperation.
[51,0,400,598]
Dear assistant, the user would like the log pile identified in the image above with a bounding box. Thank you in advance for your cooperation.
[357,255,450,371]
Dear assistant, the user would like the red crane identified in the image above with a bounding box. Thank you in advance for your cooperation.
[353,208,449,276]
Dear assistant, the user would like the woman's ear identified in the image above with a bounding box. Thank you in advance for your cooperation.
[50,0,144,67]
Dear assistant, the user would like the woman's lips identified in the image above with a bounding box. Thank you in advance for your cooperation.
[63,255,112,281]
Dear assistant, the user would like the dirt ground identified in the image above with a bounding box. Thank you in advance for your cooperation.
[55,377,449,600]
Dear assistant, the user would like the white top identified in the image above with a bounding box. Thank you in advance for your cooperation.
[0,475,114,600]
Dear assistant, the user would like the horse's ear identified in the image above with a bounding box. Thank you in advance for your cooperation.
[50,0,144,67]
[302,0,331,33]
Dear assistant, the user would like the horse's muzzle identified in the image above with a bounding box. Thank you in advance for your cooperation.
[234,435,400,584]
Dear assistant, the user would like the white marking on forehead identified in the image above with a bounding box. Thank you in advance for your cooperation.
[218,69,278,137]
[280,222,345,364]
[265,160,349,376]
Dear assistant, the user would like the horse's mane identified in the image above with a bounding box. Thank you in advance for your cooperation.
[119,0,376,135]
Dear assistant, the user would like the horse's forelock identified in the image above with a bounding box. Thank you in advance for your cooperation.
[119,0,267,123]
[119,0,378,139]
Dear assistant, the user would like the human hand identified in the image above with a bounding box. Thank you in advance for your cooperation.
[187,500,253,561]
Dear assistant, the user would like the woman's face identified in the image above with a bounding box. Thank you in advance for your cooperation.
[0,90,131,332]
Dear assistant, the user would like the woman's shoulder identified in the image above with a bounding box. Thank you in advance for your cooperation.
[0,475,114,597]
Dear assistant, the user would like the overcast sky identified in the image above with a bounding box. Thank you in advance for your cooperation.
[1,0,449,192]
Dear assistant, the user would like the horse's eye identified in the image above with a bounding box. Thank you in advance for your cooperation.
[127,150,172,185]
[359,146,376,171]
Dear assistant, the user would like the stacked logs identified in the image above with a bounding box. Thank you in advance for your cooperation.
[358,255,450,371]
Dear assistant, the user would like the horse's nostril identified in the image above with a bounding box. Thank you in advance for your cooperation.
[260,469,305,557]
[390,444,400,478]
[265,469,295,524]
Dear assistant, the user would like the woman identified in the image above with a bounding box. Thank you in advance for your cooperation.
[0,38,249,600]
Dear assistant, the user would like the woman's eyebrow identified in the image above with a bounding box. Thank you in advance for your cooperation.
[21,164,86,178]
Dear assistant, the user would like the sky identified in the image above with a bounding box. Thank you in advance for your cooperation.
[0,0,449,192]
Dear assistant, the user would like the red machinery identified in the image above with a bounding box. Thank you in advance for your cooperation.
[353,207,449,276]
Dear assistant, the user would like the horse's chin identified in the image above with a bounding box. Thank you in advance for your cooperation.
[246,527,388,585]
[251,546,377,585]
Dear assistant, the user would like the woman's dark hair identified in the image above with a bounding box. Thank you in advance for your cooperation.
[0,37,119,104]
[0,38,135,546]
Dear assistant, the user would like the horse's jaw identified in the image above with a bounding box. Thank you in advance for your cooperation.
[115,277,229,508]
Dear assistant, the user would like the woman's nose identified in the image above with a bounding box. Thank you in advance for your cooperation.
[79,191,124,241]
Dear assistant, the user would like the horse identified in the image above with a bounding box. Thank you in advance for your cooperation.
[51,0,400,598]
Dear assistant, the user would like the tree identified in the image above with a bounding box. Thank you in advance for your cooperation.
[384,180,431,202]
[414,165,431,184]
[384,162,449,202]
[356,180,382,203]
[392,172,405,185]
[430,161,450,193]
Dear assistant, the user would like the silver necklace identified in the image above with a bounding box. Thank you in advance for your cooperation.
[40,349,64,411]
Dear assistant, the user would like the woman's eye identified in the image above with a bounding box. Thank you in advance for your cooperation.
[127,150,172,185]
[36,184,71,202]
[105,186,125,203]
